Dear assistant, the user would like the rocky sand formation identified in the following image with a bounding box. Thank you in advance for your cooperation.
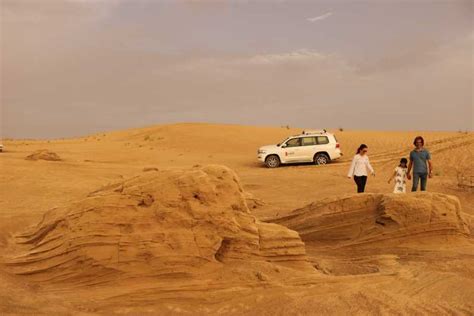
[4,165,313,288]
[274,193,471,247]
[25,149,62,161]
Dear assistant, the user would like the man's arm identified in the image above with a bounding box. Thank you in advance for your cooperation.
[407,160,413,180]
[428,160,433,178]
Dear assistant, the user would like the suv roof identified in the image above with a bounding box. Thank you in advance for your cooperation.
[299,129,328,136]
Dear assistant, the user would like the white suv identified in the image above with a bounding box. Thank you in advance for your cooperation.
[257,130,342,168]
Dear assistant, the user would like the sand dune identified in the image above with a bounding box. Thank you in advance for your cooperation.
[1,123,473,314]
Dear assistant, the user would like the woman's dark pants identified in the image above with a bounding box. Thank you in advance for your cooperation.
[354,176,367,193]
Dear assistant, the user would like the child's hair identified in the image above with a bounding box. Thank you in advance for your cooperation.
[356,144,368,154]
[399,158,408,167]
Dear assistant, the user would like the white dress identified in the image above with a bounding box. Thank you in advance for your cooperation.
[393,166,407,193]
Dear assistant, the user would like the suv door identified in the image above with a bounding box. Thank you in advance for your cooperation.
[281,138,304,162]
[315,135,332,158]
[300,137,318,162]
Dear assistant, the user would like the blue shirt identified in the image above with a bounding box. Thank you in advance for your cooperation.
[410,149,431,174]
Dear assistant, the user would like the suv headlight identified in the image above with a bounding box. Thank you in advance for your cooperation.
[258,149,267,154]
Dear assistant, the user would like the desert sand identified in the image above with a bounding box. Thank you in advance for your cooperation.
[1,123,473,315]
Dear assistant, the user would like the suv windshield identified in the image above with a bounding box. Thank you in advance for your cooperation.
[277,137,290,146]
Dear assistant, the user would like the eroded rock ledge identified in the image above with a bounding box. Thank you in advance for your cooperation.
[273,193,470,247]
[5,165,313,286]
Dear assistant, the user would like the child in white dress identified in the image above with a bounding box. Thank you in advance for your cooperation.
[388,158,408,193]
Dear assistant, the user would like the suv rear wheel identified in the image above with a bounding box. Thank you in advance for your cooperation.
[314,153,330,165]
[265,155,281,168]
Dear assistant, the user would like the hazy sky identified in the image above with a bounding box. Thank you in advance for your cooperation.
[1,0,473,138]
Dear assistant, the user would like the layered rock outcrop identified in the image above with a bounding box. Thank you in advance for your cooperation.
[5,165,312,286]
[274,193,470,247]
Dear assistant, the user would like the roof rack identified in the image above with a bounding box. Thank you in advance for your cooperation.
[301,129,327,135]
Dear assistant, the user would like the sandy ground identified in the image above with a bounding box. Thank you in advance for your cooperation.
[1,123,473,315]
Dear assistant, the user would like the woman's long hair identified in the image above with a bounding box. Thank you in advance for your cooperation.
[356,144,368,155]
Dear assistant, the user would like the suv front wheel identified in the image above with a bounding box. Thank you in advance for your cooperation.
[265,155,281,168]
[314,153,330,165]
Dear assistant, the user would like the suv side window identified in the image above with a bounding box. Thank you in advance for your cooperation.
[316,136,329,145]
[301,137,317,146]
[285,138,301,147]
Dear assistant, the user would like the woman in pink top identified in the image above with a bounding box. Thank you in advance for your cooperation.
[347,144,375,193]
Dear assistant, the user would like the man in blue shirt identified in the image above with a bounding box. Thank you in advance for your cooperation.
[407,136,433,191]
